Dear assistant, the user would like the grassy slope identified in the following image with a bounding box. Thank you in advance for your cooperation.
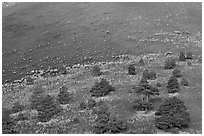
[2,2,202,134]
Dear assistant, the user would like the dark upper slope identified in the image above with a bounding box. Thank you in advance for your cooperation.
[2,2,202,83]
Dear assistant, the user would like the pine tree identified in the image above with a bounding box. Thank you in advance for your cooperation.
[90,79,115,97]
[167,76,180,93]
[155,97,190,132]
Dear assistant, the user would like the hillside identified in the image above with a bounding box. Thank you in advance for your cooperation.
[2,2,202,134]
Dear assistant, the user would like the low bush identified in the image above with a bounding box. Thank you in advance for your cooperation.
[128,64,136,75]
[92,65,102,77]
[93,112,127,134]
[172,68,182,78]
[90,79,115,97]
[155,97,191,132]
[164,58,176,69]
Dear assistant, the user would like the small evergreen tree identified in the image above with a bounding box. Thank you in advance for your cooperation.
[134,78,150,93]
[167,76,180,93]
[128,64,136,75]
[186,51,193,59]
[179,52,186,61]
[164,58,176,69]
[37,94,61,122]
[155,97,190,132]
[90,79,115,97]
[92,65,102,77]
[172,68,182,78]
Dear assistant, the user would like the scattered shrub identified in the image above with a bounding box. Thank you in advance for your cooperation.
[186,51,193,59]
[172,68,182,78]
[90,79,115,97]
[155,97,191,132]
[37,94,61,122]
[164,58,176,69]
[132,99,153,111]
[138,58,145,66]
[167,76,180,93]
[180,78,189,86]
[79,101,87,110]
[92,65,102,77]
[11,101,24,114]
[128,64,136,75]
[179,52,186,61]
[57,86,72,105]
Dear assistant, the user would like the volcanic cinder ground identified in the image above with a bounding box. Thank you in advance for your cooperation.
[2,2,202,134]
